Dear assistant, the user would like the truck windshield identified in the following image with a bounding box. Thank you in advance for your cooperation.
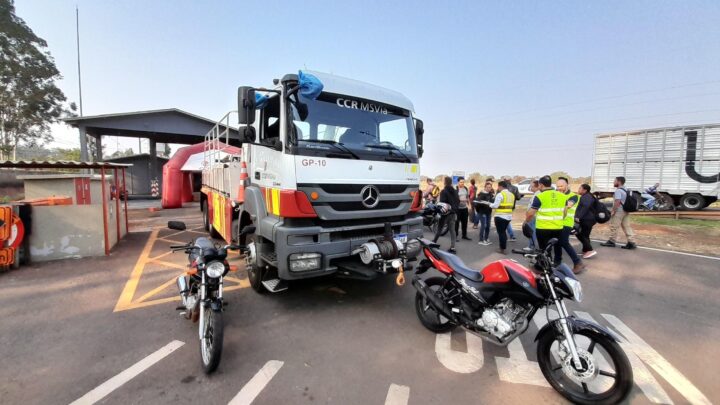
[289,92,418,162]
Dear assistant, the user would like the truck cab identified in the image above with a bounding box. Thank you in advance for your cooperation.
[202,71,425,293]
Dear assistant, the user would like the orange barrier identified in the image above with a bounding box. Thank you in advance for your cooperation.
[18,196,73,206]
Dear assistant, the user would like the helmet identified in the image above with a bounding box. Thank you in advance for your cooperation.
[436,202,451,214]
[522,222,534,239]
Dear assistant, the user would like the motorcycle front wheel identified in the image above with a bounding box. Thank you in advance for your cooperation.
[430,219,449,237]
[200,306,224,374]
[536,328,633,404]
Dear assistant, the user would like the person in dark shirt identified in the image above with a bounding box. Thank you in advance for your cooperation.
[575,183,598,259]
[473,182,495,245]
[433,176,458,253]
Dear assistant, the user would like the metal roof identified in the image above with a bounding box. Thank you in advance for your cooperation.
[63,108,227,127]
[0,160,132,169]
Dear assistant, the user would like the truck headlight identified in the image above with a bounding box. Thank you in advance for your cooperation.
[564,278,583,302]
[289,252,322,272]
[206,261,225,278]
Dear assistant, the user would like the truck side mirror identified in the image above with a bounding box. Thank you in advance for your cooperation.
[414,118,424,158]
[238,86,256,125]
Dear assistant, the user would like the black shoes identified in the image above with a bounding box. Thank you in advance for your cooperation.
[621,242,637,250]
[461,236,472,240]
[448,248,457,254]
[600,240,616,247]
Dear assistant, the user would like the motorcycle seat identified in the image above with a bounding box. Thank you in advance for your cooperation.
[431,248,484,282]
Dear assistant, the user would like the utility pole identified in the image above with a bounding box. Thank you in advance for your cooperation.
[76,6,89,162]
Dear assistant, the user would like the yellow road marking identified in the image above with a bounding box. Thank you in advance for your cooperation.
[158,238,186,245]
[114,229,159,312]
[114,229,249,312]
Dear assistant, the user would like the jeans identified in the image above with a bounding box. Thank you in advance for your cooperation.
[478,211,491,241]
[576,219,595,252]
[455,207,469,238]
[536,228,562,264]
[507,222,516,239]
[472,211,480,226]
[494,217,510,250]
[433,212,456,249]
[527,217,539,249]
[641,193,655,209]
[560,226,582,265]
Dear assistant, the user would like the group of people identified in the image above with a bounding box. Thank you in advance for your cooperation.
[423,174,638,274]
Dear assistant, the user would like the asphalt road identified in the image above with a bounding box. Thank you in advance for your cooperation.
[0,221,718,405]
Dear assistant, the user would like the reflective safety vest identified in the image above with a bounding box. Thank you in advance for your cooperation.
[564,192,578,227]
[496,190,515,214]
[535,190,567,230]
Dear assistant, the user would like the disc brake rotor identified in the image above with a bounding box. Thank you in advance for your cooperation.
[561,347,598,382]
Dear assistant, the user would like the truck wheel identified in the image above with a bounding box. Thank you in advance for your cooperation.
[245,234,267,294]
[202,199,209,231]
[679,194,705,211]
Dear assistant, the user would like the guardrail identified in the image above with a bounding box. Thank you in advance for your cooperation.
[630,210,720,220]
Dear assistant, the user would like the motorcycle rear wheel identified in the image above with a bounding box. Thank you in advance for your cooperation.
[430,220,449,237]
[415,277,456,333]
[536,328,633,404]
[200,306,224,374]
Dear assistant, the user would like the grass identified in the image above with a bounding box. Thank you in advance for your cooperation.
[632,216,720,230]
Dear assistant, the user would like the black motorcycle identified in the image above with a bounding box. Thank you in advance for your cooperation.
[412,237,633,404]
[422,202,449,236]
[167,220,254,374]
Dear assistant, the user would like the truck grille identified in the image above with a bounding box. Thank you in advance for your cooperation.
[316,184,410,194]
[321,200,403,211]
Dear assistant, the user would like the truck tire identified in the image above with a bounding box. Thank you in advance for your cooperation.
[245,234,268,294]
[202,199,209,231]
[679,194,705,211]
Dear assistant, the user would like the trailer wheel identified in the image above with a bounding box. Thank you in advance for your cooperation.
[202,199,209,231]
[679,194,705,211]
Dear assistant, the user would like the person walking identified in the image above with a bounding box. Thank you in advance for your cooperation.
[600,176,637,249]
[455,177,472,240]
[502,176,522,242]
[575,183,597,259]
[488,180,515,254]
[433,176,458,253]
[523,179,540,252]
[468,179,478,229]
[556,177,585,273]
[524,175,566,263]
[474,182,494,245]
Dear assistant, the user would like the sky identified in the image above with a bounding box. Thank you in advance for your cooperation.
[14,0,720,177]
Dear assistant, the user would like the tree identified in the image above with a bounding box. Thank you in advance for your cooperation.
[0,0,69,160]
[549,171,572,183]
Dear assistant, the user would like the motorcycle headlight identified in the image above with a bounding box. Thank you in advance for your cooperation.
[564,277,583,302]
[206,261,225,278]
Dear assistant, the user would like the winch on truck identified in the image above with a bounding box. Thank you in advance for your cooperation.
[200,70,425,293]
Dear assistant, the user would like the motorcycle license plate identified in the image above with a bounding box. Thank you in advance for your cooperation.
[394,233,408,244]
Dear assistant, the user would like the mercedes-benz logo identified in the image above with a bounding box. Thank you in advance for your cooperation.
[360,185,380,209]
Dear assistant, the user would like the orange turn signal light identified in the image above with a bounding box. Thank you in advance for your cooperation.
[310,191,319,200]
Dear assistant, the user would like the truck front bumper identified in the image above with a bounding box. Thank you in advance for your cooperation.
[270,216,423,280]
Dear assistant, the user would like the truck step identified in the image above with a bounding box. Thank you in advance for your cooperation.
[261,278,288,293]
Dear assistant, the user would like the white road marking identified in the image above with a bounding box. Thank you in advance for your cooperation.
[384,384,410,405]
[603,314,711,405]
[69,340,184,405]
[435,331,484,373]
[590,239,720,261]
[575,312,669,402]
[496,338,549,387]
[228,360,284,405]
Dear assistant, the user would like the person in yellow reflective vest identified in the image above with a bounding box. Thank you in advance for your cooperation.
[524,175,565,263]
[556,177,586,274]
[486,180,515,254]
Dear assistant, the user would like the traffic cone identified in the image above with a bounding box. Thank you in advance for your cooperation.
[237,161,249,203]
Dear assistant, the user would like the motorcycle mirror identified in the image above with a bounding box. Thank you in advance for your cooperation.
[167,221,187,231]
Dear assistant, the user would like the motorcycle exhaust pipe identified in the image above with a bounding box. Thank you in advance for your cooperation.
[412,277,456,321]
